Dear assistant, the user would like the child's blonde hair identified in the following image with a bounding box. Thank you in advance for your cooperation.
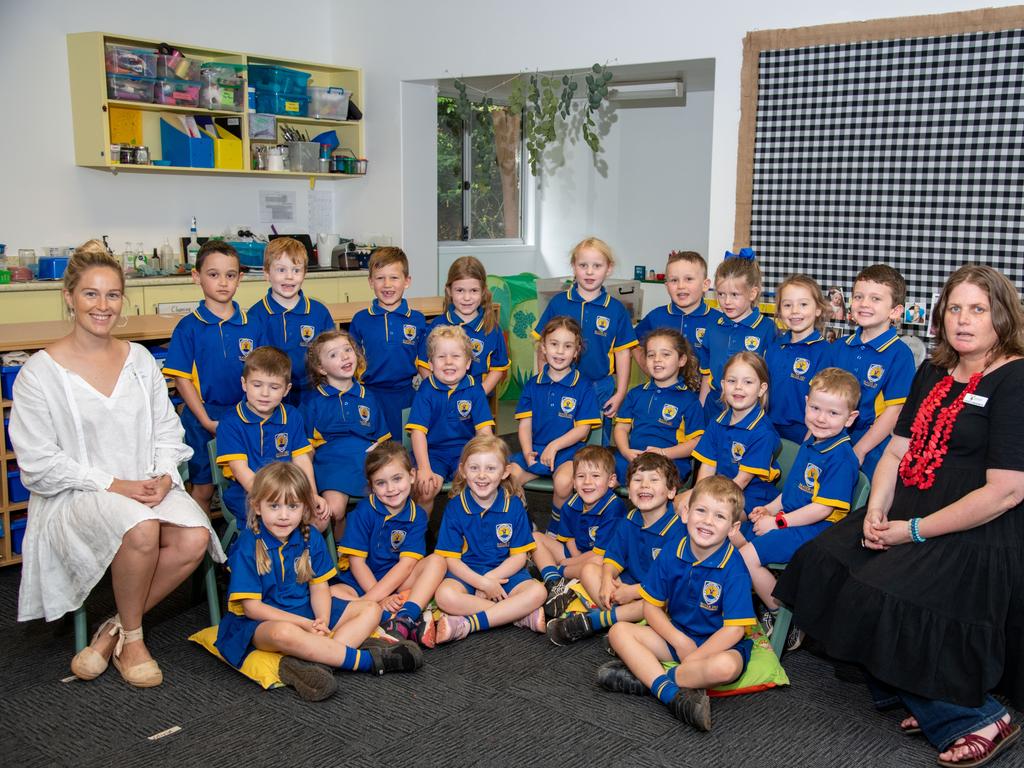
[690,475,745,524]
[808,367,861,412]
[715,251,763,295]
[451,434,523,501]
[572,445,616,477]
[369,246,410,277]
[626,451,682,492]
[247,463,316,581]
[666,250,708,278]
[305,329,365,388]
[570,237,615,269]
[777,274,830,334]
[640,328,701,391]
[722,351,771,409]
[444,256,496,335]
[263,237,307,271]
[426,324,474,362]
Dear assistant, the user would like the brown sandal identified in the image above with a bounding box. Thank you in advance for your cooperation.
[936,719,1020,768]
[111,625,163,688]
[900,716,922,736]
[69,614,119,681]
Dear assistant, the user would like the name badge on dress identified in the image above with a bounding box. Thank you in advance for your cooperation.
[963,393,988,407]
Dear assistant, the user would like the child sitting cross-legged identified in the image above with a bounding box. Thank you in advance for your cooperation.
[598,475,756,732]
[545,452,685,646]
[533,445,627,621]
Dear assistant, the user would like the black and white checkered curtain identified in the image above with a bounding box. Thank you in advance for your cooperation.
[750,29,1024,320]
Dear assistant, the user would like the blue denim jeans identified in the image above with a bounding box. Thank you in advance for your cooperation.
[865,673,1007,751]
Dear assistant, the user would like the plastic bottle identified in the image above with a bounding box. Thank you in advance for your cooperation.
[186,217,200,267]
[123,241,134,273]
[134,241,148,272]
[159,238,174,274]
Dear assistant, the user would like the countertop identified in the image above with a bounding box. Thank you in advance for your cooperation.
[0,269,369,292]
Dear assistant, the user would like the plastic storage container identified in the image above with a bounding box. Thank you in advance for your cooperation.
[154,79,201,107]
[105,44,158,78]
[248,64,310,95]
[249,113,277,140]
[229,241,267,269]
[255,92,308,116]
[308,86,350,120]
[1,365,21,400]
[106,74,156,102]
[8,471,28,504]
[199,64,245,111]
[10,518,26,555]
[157,53,200,81]
[287,141,320,173]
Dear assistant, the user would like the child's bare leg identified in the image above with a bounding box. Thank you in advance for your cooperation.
[608,622,677,687]
[552,462,574,509]
[509,464,538,493]
[252,600,380,665]
[674,650,745,690]
[329,582,361,601]
[532,533,564,572]
[739,543,778,609]
[436,579,545,627]
[579,561,604,604]
[323,490,349,540]
[563,551,600,580]
[190,482,214,516]
[610,599,646,623]
[399,554,447,608]
[330,599,384,648]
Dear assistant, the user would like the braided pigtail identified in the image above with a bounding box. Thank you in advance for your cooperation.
[251,517,272,576]
[294,522,314,584]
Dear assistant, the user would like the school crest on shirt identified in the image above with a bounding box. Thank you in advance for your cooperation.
[660,404,678,423]
[588,525,599,542]
[560,396,577,416]
[274,433,289,456]
[390,529,407,551]
[866,364,884,385]
[402,324,418,344]
[456,399,472,419]
[595,316,610,335]
[358,404,371,426]
[731,441,746,463]
[744,335,761,352]
[651,547,662,561]
[792,357,810,378]
[300,325,315,346]
[238,338,254,358]
[701,580,722,610]
[801,462,821,493]
[470,338,484,359]
[695,327,707,346]
[495,523,513,547]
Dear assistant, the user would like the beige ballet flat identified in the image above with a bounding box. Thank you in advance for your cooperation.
[69,614,120,681]
[111,625,163,688]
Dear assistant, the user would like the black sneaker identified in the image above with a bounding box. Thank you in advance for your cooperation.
[543,577,579,619]
[382,615,421,645]
[785,624,805,652]
[669,688,712,731]
[366,640,424,675]
[602,634,617,657]
[596,660,646,696]
[278,656,337,702]
[546,613,595,646]
[758,604,778,637]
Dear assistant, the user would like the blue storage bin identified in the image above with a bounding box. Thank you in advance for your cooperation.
[248,64,310,95]
[255,91,309,117]
[8,470,27,504]
[227,241,266,269]
[10,517,26,555]
[1,365,21,400]
[160,119,214,168]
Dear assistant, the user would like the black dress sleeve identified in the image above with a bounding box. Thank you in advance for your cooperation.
[893,364,942,439]
[985,361,1024,472]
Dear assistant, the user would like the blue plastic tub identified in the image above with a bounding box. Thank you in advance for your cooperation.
[247,64,310,95]
[10,517,26,555]
[8,470,27,503]
[1,365,21,400]
[227,241,266,269]
[255,91,309,117]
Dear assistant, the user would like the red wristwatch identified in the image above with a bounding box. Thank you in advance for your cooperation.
[775,512,788,529]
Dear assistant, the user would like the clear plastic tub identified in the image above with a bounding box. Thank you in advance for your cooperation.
[157,53,201,81]
[308,86,350,120]
[154,79,201,106]
[200,62,245,81]
[106,74,156,102]
[105,44,158,78]
[200,70,244,112]
[248,64,310,95]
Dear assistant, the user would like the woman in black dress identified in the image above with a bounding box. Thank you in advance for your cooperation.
[776,265,1024,767]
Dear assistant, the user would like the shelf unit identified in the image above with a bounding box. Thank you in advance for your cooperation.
[66,32,365,180]
[0,399,24,567]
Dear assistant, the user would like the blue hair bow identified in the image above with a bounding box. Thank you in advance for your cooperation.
[724,247,756,261]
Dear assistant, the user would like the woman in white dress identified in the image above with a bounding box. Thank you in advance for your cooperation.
[10,241,225,687]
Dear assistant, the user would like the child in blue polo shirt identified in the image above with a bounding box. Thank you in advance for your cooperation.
[633,250,721,375]
[532,237,638,440]
[349,247,428,442]
[331,442,448,648]
[821,264,916,478]
[614,329,705,483]
[407,325,494,515]
[738,368,860,651]
[164,240,263,515]
[215,463,422,702]
[215,347,327,531]
[416,256,509,396]
[686,352,781,514]
[432,435,548,643]
[599,475,756,732]
[247,237,335,405]
[765,274,831,442]
[701,249,777,419]
[546,452,685,646]
[302,329,390,539]
[510,316,602,509]
[533,446,626,619]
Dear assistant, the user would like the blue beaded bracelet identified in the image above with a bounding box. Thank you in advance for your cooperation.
[909,517,926,543]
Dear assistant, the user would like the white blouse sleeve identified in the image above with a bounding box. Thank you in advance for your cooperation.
[143,350,192,488]
[9,361,114,496]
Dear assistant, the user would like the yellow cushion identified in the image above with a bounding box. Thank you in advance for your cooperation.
[188,626,284,689]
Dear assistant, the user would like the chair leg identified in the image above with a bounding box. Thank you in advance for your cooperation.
[220,519,238,554]
[74,606,88,653]
[771,605,793,659]
[324,527,337,567]
[203,555,221,627]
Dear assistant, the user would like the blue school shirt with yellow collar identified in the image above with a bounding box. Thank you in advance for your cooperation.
[765,330,830,443]
[248,290,335,392]
[615,380,705,457]
[435,488,535,573]
[162,301,261,407]
[416,307,510,379]
[405,374,494,454]
[692,405,781,509]
[532,284,638,385]
[337,495,427,583]
[554,488,626,554]
[634,300,722,371]
[601,507,685,584]
[302,382,391,458]
[701,307,777,393]
[640,536,756,644]
[515,365,602,446]
[781,432,859,523]
[223,523,336,620]
[348,298,427,390]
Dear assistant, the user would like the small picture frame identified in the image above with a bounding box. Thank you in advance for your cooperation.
[827,286,847,322]
[903,299,928,327]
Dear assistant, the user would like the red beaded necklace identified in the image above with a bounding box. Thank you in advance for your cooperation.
[898,369,984,489]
